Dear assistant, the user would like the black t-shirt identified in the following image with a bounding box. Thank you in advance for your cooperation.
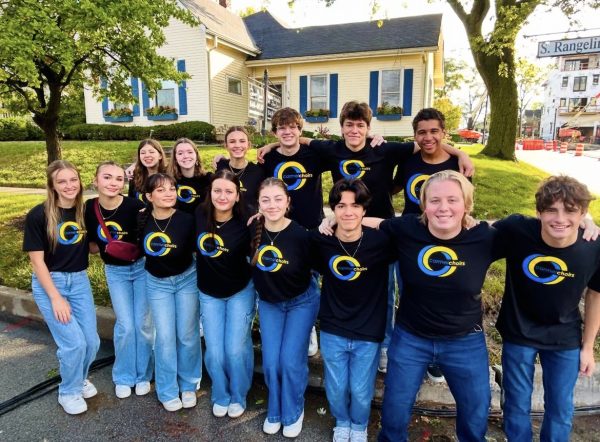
[195,209,252,298]
[23,204,89,272]
[84,197,145,266]
[216,159,265,216]
[127,180,148,205]
[176,174,212,214]
[494,214,600,350]
[312,227,395,342]
[310,139,414,218]
[262,145,328,229]
[252,220,313,303]
[394,153,461,215]
[380,215,501,338]
[141,210,195,278]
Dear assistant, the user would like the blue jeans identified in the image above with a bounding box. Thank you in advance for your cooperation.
[320,331,380,431]
[146,264,201,403]
[378,325,490,442]
[502,341,580,442]
[199,280,256,409]
[258,278,320,426]
[32,271,100,397]
[105,259,154,386]
[382,263,400,349]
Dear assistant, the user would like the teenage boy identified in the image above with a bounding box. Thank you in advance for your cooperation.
[312,179,395,442]
[494,176,600,441]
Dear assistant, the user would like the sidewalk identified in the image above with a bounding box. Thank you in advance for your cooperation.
[515,148,600,195]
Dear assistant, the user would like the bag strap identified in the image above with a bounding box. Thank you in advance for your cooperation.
[94,199,115,244]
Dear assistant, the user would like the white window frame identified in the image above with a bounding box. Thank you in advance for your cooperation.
[307,74,329,111]
[379,69,403,108]
[153,80,178,109]
[227,76,243,96]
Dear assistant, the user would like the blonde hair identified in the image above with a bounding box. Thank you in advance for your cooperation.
[44,160,86,251]
[419,170,474,228]
[167,138,205,179]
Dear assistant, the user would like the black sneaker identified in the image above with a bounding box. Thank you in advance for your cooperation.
[426,364,445,383]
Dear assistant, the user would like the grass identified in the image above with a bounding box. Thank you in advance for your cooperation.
[1,141,599,361]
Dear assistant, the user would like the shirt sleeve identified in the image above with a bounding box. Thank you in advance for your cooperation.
[589,265,600,292]
[308,139,336,171]
[23,207,46,252]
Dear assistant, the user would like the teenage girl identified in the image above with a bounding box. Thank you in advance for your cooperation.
[23,160,100,415]
[84,161,153,399]
[167,137,212,215]
[137,173,201,412]
[251,178,319,438]
[215,126,265,216]
[195,169,255,419]
[128,139,167,203]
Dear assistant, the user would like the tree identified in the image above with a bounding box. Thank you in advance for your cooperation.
[434,97,462,131]
[0,1,197,163]
[515,58,547,137]
[435,58,467,99]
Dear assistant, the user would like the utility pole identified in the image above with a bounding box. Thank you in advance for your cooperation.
[262,69,269,136]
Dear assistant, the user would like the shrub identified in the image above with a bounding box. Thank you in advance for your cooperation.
[64,121,215,142]
[104,107,133,117]
[376,102,403,115]
[0,117,31,141]
[146,105,177,116]
[304,108,330,118]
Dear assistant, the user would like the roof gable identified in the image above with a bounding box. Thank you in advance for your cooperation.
[243,11,442,60]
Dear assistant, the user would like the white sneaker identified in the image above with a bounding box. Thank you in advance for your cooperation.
[162,398,183,412]
[333,426,351,442]
[115,384,132,399]
[181,391,197,408]
[213,403,228,417]
[135,381,151,396]
[308,326,318,357]
[82,379,97,399]
[58,394,87,415]
[378,348,388,373]
[263,418,281,435]
[350,428,368,442]
[282,411,304,438]
[227,403,245,418]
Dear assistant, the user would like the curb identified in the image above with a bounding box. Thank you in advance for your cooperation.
[1,285,598,412]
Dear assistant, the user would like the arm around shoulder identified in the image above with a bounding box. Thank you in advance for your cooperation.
[580,287,600,376]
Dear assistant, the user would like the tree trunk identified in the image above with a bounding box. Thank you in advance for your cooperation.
[475,52,518,160]
[31,83,63,164]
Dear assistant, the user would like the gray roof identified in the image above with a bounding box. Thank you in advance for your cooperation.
[180,0,259,53]
[243,12,442,61]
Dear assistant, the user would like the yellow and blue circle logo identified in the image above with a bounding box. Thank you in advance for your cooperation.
[417,245,465,277]
[339,160,369,179]
[134,191,144,202]
[257,245,289,272]
[58,221,84,245]
[143,232,172,257]
[97,221,124,242]
[522,254,573,285]
[406,173,430,204]
[328,255,365,281]
[197,232,229,258]
[177,185,198,204]
[274,161,312,191]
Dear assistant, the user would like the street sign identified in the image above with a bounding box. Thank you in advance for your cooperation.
[537,36,600,58]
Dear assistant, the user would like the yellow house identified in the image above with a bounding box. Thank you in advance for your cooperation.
[83,0,444,137]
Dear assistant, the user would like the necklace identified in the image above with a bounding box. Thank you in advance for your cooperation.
[98,200,120,220]
[216,216,233,229]
[264,228,283,246]
[337,231,363,258]
[229,160,248,180]
[153,210,175,233]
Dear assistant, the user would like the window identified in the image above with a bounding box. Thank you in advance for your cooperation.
[309,74,328,110]
[593,74,599,86]
[227,77,242,95]
[380,70,402,106]
[561,76,568,88]
[559,98,566,107]
[573,76,587,92]
[156,88,175,107]
[569,97,588,112]
[564,58,589,71]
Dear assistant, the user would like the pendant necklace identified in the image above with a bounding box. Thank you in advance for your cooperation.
[337,231,363,258]
[153,209,175,233]
[98,201,120,220]
[216,216,233,229]
[229,160,248,180]
[265,228,283,246]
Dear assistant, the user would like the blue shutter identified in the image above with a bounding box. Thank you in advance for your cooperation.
[177,59,188,116]
[131,77,140,117]
[369,71,379,115]
[299,75,307,116]
[101,79,109,116]
[329,74,338,118]
[141,82,150,116]
[403,69,413,116]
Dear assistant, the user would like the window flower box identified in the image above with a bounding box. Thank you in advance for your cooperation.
[304,109,330,123]
[147,113,178,121]
[104,115,134,123]
[375,114,402,121]
[146,105,178,121]
[104,107,133,123]
[376,103,403,121]
[305,116,329,123]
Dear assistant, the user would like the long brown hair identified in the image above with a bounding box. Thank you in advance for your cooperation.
[132,139,166,191]
[201,169,244,236]
[44,160,85,251]
[250,177,289,266]
[167,138,205,179]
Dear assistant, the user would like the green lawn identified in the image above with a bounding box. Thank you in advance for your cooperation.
[1,141,599,363]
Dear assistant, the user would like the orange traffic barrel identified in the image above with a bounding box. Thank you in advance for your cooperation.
[545,141,552,151]
[552,140,558,152]
[560,142,568,153]
[575,143,584,156]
